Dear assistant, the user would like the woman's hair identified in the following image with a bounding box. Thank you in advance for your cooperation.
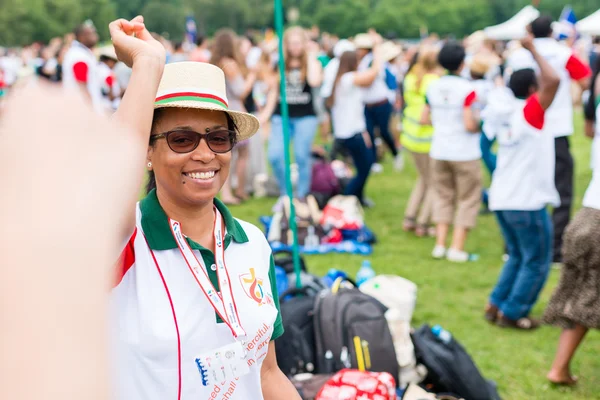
[283,26,308,80]
[210,29,247,76]
[146,109,239,194]
[326,51,358,109]
[411,46,439,91]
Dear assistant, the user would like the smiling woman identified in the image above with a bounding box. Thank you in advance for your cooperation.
[111,53,300,398]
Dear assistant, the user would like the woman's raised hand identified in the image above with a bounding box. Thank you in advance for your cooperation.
[109,16,165,68]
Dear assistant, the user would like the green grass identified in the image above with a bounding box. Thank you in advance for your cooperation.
[232,116,600,399]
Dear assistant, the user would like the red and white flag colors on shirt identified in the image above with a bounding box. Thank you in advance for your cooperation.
[482,87,559,211]
[62,41,104,113]
[426,75,482,162]
[111,199,280,400]
[507,38,591,138]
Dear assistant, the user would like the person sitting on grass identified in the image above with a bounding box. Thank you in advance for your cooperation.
[421,41,482,263]
[482,33,560,330]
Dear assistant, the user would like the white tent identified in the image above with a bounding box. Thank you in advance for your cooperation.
[576,9,600,36]
[484,6,540,40]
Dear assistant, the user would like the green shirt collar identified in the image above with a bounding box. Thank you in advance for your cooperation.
[140,189,248,251]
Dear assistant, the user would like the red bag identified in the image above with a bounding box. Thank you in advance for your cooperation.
[315,369,397,400]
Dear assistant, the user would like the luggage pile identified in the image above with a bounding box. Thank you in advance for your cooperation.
[264,194,377,256]
[272,251,502,400]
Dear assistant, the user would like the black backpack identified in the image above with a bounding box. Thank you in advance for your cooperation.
[273,250,307,274]
[275,286,319,377]
[411,324,501,400]
[313,279,399,381]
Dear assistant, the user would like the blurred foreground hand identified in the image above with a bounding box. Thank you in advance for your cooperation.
[0,84,145,400]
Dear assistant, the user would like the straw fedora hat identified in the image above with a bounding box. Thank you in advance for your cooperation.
[354,33,374,49]
[154,62,259,141]
[380,41,402,62]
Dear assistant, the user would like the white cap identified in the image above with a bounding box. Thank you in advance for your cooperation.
[333,39,356,58]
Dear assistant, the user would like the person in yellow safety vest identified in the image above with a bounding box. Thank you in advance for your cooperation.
[402,46,441,237]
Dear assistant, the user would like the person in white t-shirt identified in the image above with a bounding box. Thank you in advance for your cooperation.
[62,20,103,113]
[507,16,592,263]
[482,34,561,330]
[543,67,600,386]
[97,47,122,112]
[422,41,481,263]
[327,41,383,204]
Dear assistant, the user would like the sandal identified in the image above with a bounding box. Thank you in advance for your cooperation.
[496,313,540,330]
[403,217,416,232]
[415,223,428,237]
[484,304,499,323]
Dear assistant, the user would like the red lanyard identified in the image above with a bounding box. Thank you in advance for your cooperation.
[168,208,246,340]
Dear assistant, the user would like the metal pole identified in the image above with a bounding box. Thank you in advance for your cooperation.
[274,0,302,288]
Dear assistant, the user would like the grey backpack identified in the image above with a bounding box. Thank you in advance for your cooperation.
[313,279,399,382]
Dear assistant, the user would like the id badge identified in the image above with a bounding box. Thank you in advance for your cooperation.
[195,341,250,386]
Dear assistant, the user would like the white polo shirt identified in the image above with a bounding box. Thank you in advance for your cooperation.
[506,39,591,137]
[426,75,481,161]
[331,72,366,139]
[358,53,390,104]
[62,41,104,113]
[111,190,284,400]
[482,87,559,211]
[583,103,600,210]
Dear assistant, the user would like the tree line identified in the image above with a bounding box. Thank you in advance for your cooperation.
[0,0,598,46]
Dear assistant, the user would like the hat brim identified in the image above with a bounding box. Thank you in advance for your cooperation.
[154,101,260,142]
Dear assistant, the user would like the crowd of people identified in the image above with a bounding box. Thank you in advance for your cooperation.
[1,12,600,395]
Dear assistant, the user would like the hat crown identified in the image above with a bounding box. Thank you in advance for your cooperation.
[156,62,229,108]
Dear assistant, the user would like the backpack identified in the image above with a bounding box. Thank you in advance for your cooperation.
[315,369,397,400]
[275,286,319,376]
[411,325,501,400]
[272,250,326,297]
[310,156,341,198]
[273,249,308,274]
[313,279,399,381]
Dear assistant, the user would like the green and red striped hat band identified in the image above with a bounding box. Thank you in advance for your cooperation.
[154,88,229,109]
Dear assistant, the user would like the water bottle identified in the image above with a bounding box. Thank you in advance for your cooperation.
[431,324,452,344]
[356,260,376,287]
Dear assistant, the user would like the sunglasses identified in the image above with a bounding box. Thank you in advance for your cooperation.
[152,129,237,154]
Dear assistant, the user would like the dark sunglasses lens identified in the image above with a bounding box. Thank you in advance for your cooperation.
[167,131,200,153]
[206,130,235,153]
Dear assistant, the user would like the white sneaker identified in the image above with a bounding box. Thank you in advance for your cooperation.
[394,153,405,172]
[432,245,447,259]
[371,163,384,173]
[446,248,470,263]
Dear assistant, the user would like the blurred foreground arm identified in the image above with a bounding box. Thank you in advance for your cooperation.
[0,17,162,400]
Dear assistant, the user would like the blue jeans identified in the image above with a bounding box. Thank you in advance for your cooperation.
[490,209,553,320]
[364,101,397,159]
[339,133,374,202]
[480,133,497,175]
[268,115,318,198]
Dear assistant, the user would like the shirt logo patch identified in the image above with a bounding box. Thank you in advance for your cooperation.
[239,268,274,307]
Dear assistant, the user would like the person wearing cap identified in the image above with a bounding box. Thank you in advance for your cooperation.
[62,20,103,113]
[97,46,121,112]
[108,16,298,400]
[356,33,402,173]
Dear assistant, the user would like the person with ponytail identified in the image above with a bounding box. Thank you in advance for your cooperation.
[327,33,383,205]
